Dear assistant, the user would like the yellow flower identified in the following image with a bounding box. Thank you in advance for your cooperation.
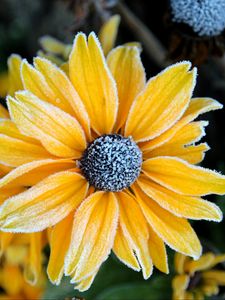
[0,32,225,292]
[0,237,45,300]
[172,252,225,300]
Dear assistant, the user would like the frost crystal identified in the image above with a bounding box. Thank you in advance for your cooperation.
[170,0,225,36]
[80,134,142,192]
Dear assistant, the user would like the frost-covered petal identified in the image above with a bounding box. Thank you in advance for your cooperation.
[8,92,86,158]
[137,175,222,221]
[133,184,202,259]
[117,191,153,279]
[69,32,118,135]
[65,191,119,283]
[0,171,88,232]
[142,156,225,196]
[125,62,196,142]
[107,45,146,130]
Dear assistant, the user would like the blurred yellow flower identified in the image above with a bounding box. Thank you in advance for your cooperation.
[0,31,224,292]
[173,252,225,300]
[0,237,45,300]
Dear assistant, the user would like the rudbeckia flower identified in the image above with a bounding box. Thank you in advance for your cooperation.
[172,252,225,299]
[0,32,225,292]
[0,240,45,300]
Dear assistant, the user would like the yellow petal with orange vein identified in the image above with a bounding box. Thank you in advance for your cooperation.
[140,97,222,152]
[125,62,196,142]
[69,32,118,135]
[24,232,42,285]
[117,192,153,279]
[0,159,75,189]
[7,54,23,96]
[148,225,168,273]
[0,232,14,256]
[0,134,53,167]
[185,253,215,275]
[202,270,225,285]
[107,45,146,130]
[33,57,91,139]
[113,224,140,271]
[0,171,88,232]
[137,175,222,221]
[0,104,9,118]
[133,184,202,259]
[8,92,86,158]
[99,15,120,55]
[142,156,225,196]
[0,163,12,177]
[22,59,75,116]
[47,212,74,285]
[65,191,118,283]
[174,253,190,274]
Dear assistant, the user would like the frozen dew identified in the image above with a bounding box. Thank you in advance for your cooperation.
[79,134,142,192]
[170,0,225,36]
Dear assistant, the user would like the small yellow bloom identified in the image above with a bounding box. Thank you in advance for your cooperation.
[0,238,45,300]
[0,31,224,292]
[173,252,225,299]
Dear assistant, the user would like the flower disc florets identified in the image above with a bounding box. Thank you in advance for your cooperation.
[79,134,142,192]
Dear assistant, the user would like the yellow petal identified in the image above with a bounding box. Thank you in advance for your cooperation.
[113,224,140,272]
[0,134,53,167]
[47,212,74,285]
[0,171,88,232]
[133,184,202,259]
[33,57,91,139]
[142,156,225,196]
[7,54,23,96]
[69,32,118,134]
[0,104,9,118]
[137,176,222,221]
[206,254,225,269]
[8,92,86,158]
[0,159,75,189]
[148,225,168,273]
[1,265,24,295]
[202,271,225,285]
[174,253,190,274]
[0,232,14,256]
[117,192,153,279]
[172,274,190,299]
[24,232,42,285]
[140,97,222,152]
[184,252,215,275]
[201,282,219,296]
[75,269,99,292]
[0,164,12,177]
[0,119,40,145]
[125,62,196,142]
[21,59,74,116]
[99,15,120,55]
[39,35,71,59]
[107,45,146,130]
[143,121,209,160]
[0,73,9,98]
[65,191,119,283]
[0,187,25,206]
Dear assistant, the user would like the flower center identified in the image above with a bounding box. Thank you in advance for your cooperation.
[79,134,142,192]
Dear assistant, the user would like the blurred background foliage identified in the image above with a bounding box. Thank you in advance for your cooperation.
[0,0,225,299]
